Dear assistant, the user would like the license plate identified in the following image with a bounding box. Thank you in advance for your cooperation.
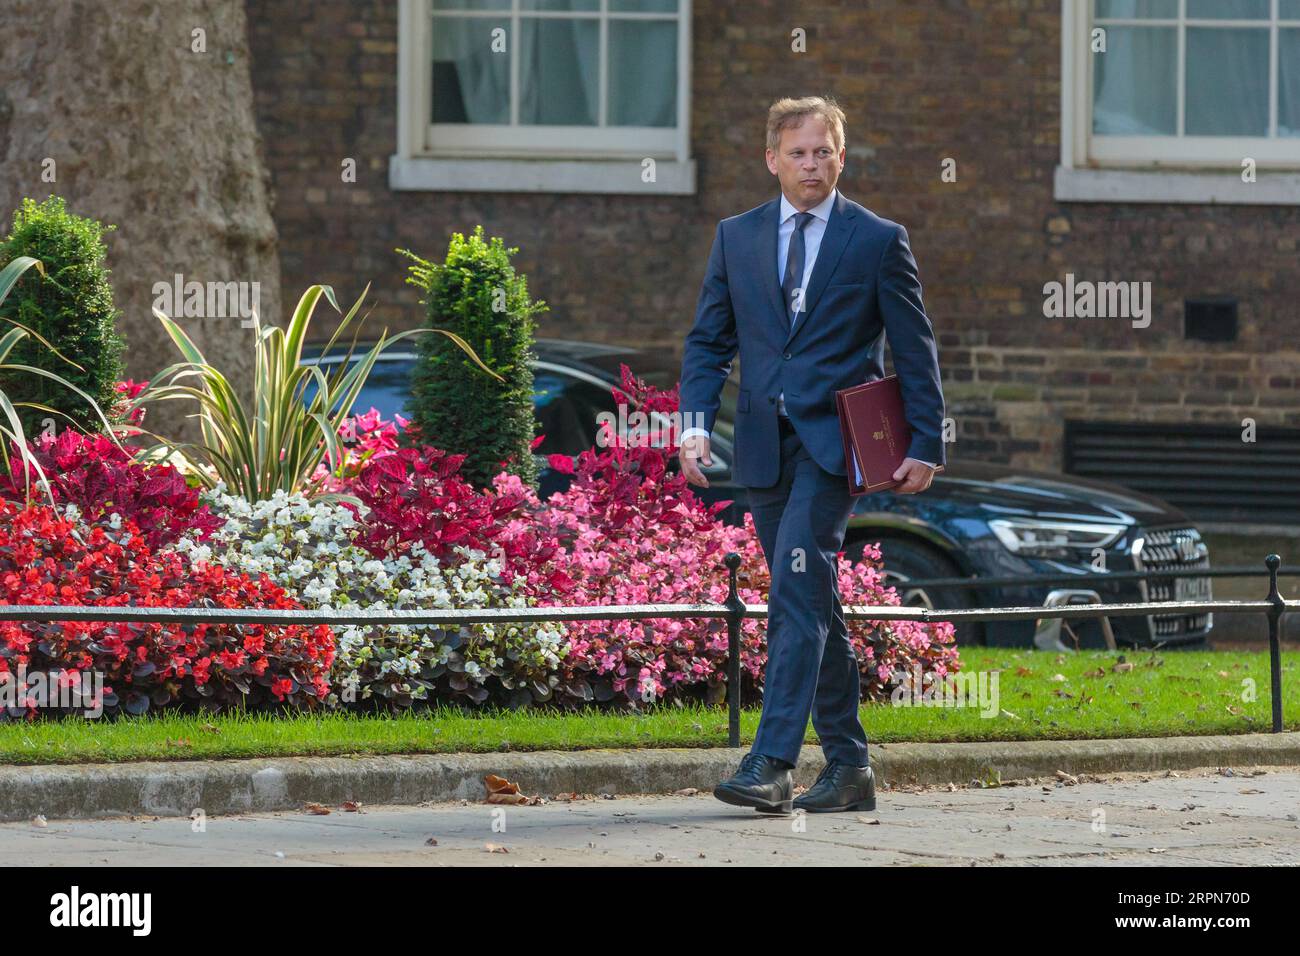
[1175,576,1211,602]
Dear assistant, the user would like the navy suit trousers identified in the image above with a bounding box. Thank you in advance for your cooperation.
[746,417,869,769]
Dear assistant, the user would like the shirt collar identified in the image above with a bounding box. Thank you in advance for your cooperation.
[779,187,838,225]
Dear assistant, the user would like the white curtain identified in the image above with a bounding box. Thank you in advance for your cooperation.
[1094,23,1276,136]
[432,17,510,124]
[1280,29,1300,136]
[434,10,678,128]
[519,17,599,125]
[608,19,676,126]
[1185,27,1270,135]
[1093,26,1178,134]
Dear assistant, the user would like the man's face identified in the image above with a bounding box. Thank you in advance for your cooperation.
[765,115,845,210]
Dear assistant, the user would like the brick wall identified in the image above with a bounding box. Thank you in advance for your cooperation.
[245,0,1300,472]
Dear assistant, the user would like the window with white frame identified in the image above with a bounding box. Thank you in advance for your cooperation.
[392,0,695,193]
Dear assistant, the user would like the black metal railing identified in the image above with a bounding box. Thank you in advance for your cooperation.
[0,555,1291,748]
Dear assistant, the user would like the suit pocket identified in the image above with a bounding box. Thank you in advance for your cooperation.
[737,389,751,412]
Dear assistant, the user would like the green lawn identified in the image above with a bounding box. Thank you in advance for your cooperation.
[1,648,1295,765]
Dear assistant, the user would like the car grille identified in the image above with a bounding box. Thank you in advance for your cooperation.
[1134,526,1212,640]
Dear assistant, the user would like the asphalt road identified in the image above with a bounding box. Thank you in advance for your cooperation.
[5,766,1298,866]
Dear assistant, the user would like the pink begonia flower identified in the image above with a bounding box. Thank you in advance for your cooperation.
[311,369,957,707]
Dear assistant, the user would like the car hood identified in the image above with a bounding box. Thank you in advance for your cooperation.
[931,462,1189,527]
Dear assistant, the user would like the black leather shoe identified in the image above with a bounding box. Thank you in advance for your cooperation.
[713,752,793,814]
[793,760,876,812]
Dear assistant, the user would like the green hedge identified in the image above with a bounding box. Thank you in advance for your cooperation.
[0,197,124,435]
[400,226,545,490]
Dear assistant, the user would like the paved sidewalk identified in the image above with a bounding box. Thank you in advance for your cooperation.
[6,766,1297,866]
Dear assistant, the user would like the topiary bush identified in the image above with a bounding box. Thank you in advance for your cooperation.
[399,226,546,491]
[0,197,125,436]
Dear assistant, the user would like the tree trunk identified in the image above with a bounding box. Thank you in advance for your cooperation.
[0,0,279,442]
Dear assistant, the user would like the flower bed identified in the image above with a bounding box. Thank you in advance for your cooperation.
[1,370,959,718]
[0,500,332,718]
[171,488,567,709]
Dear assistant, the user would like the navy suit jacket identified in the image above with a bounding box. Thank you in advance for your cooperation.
[679,190,946,489]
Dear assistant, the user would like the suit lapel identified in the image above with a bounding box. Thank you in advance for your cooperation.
[784,191,857,350]
[757,199,787,332]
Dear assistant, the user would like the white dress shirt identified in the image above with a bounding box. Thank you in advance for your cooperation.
[681,187,933,471]
[775,187,837,416]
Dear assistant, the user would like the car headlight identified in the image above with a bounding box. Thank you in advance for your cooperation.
[988,518,1128,557]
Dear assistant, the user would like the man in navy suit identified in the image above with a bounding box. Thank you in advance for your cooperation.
[678,96,946,814]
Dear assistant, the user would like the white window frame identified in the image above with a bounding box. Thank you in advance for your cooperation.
[1057,0,1300,204]
[391,0,695,194]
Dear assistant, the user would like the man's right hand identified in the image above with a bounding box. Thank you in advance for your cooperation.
[680,434,713,488]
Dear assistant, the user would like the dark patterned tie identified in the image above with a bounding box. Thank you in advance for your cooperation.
[781,211,815,326]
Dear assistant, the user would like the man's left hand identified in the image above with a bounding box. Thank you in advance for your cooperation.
[891,457,936,494]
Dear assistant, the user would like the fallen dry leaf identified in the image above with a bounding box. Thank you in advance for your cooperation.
[304,802,331,815]
[673,787,700,796]
[1055,770,1079,786]
[342,801,363,812]
[1112,661,1135,673]
[484,773,540,805]
[484,842,510,853]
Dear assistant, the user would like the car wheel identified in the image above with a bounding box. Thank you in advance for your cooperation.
[842,536,983,646]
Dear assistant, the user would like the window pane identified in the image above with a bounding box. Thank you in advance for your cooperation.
[1186,28,1269,135]
[1186,0,1268,19]
[432,18,510,124]
[1283,0,1300,19]
[1281,29,1300,135]
[432,0,510,9]
[519,18,599,125]
[1093,27,1177,134]
[520,0,599,10]
[609,20,677,126]
[610,0,681,11]
[1094,0,1177,18]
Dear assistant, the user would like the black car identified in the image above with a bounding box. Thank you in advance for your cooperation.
[302,339,1213,650]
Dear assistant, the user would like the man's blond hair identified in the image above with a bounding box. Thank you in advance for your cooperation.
[766,95,847,153]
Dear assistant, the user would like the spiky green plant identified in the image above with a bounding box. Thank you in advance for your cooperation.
[129,283,501,502]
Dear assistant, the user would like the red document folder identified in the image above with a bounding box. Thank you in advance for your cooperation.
[834,375,943,495]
